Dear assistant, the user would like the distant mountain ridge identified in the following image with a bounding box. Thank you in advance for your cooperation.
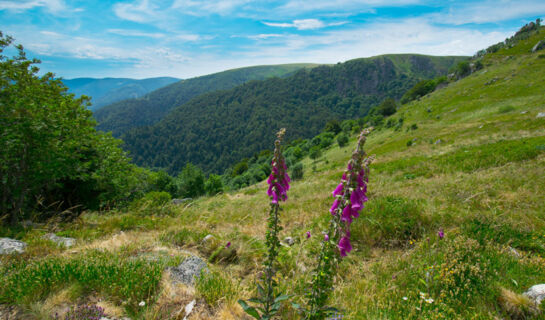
[63,77,180,111]
[120,54,467,174]
[93,64,317,136]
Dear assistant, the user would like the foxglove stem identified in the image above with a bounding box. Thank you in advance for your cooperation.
[239,128,290,319]
[306,129,373,320]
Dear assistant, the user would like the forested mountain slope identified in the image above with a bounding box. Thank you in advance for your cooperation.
[63,77,179,111]
[94,64,316,136]
[122,54,465,174]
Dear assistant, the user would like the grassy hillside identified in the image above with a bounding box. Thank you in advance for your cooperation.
[94,64,317,136]
[1,28,544,319]
[63,77,180,111]
[122,54,465,174]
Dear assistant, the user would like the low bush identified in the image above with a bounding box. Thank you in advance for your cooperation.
[351,196,430,247]
[0,251,164,314]
[196,271,238,307]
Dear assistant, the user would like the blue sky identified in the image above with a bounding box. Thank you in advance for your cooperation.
[1,0,543,79]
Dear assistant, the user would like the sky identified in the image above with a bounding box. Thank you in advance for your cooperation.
[1,0,544,79]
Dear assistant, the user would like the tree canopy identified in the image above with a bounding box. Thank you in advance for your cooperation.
[0,32,140,223]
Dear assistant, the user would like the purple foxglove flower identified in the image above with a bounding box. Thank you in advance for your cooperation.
[333,183,344,196]
[330,199,340,215]
[350,191,363,211]
[338,235,352,257]
[226,241,231,248]
[341,205,352,223]
[438,228,444,240]
[271,192,278,204]
[306,231,311,239]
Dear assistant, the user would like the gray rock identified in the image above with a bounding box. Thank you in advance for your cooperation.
[283,236,295,246]
[508,246,521,258]
[0,238,27,254]
[169,256,208,285]
[537,112,545,118]
[524,284,545,305]
[43,233,76,248]
[171,198,192,205]
[521,110,528,114]
[532,39,545,53]
[202,234,214,243]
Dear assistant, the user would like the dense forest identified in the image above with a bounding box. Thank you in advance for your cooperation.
[122,54,466,174]
[94,64,316,136]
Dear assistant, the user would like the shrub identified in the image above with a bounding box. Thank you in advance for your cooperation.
[290,163,304,180]
[196,271,238,307]
[498,105,516,114]
[141,191,171,207]
[336,133,349,148]
[0,251,164,314]
[160,228,208,247]
[309,146,322,160]
[319,136,333,149]
[351,196,430,247]
[324,120,342,135]
[205,174,223,195]
[232,161,249,176]
[377,98,398,116]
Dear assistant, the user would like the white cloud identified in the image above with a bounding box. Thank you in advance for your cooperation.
[278,0,420,14]
[247,34,284,40]
[240,18,512,66]
[171,0,251,15]
[0,0,66,13]
[113,0,157,23]
[263,19,347,30]
[108,28,165,38]
[174,34,201,41]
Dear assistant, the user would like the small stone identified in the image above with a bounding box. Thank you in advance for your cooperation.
[183,300,196,320]
[43,233,76,248]
[0,238,27,254]
[521,111,528,114]
[172,198,192,205]
[138,301,146,307]
[508,246,521,258]
[524,284,545,305]
[283,237,295,246]
[537,112,545,118]
[532,39,545,53]
[169,256,208,285]
[202,234,214,243]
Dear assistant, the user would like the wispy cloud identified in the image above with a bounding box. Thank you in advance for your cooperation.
[278,0,420,14]
[0,0,66,13]
[113,0,157,23]
[171,0,251,15]
[108,28,165,38]
[263,19,347,30]
[247,34,284,40]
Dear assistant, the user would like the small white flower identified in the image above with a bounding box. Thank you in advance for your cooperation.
[402,296,408,301]
[425,298,434,304]
[139,301,146,307]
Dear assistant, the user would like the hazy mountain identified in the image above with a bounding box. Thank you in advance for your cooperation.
[63,77,180,111]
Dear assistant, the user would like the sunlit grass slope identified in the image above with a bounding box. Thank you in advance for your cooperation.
[1,28,545,319]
